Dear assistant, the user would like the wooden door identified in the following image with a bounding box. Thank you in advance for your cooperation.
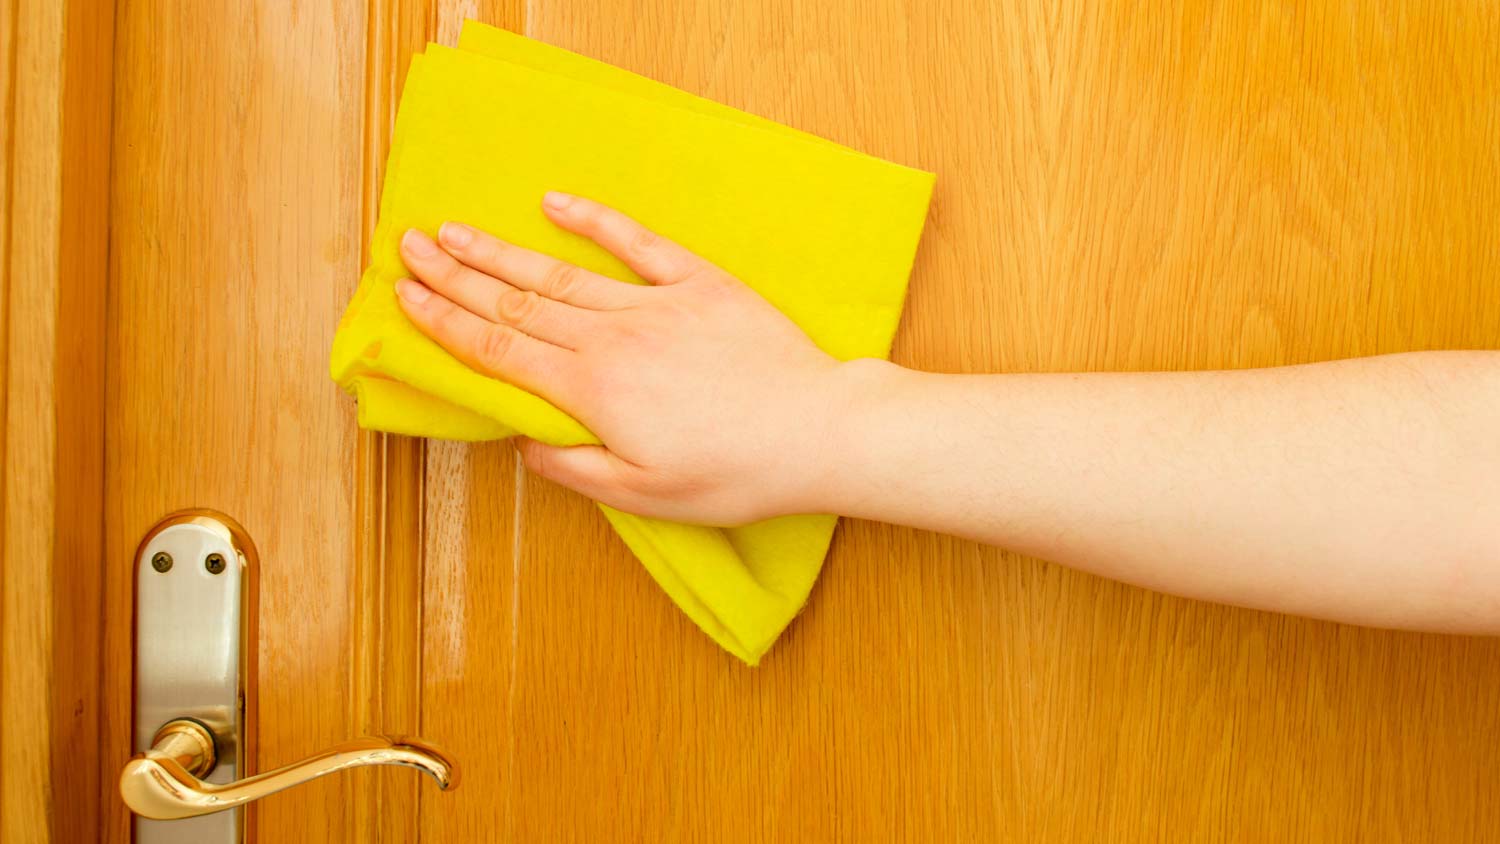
[2,0,1496,841]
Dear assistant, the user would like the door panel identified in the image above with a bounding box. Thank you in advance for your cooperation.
[416,1,1500,841]
[88,0,1499,841]
[102,0,369,839]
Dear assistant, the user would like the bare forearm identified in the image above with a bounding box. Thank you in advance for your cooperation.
[391,203,1498,634]
[819,352,1500,633]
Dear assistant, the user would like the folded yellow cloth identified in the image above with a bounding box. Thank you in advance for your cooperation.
[331,22,934,664]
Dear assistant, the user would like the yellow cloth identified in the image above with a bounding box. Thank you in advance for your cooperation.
[331,22,934,664]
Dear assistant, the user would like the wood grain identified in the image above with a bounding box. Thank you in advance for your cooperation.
[1,0,111,840]
[0,0,65,836]
[63,0,1500,840]
[349,3,433,840]
[413,1,1500,841]
[351,5,528,843]
[99,0,367,839]
[93,2,523,841]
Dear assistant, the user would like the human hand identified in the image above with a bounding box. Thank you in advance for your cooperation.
[394,192,877,524]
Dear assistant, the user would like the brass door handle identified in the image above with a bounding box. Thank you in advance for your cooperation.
[120,719,457,820]
[127,512,457,840]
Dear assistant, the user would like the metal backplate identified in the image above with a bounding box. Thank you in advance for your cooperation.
[134,511,257,843]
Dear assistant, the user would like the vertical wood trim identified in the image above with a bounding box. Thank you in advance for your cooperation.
[0,0,52,835]
[53,0,111,838]
[350,4,526,840]
[0,0,112,840]
[0,0,15,574]
[350,2,434,841]
[0,15,16,828]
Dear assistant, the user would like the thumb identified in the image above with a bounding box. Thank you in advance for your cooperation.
[514,438,642,506]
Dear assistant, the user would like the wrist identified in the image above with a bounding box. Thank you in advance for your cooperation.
[786,356,910,517]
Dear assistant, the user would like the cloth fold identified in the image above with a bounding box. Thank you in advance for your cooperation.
[331,22,934,664]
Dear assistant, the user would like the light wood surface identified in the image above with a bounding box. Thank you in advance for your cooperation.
[16,0,1496,840]
[416,1,1500,841]
[99,0,368,839]
[1,0,111,840]
[349,4,434,839]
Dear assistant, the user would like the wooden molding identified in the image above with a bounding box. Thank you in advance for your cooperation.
[348,4,524,839]
[350,2,430,840]
[0,0,114,840]
[349,4,528,837]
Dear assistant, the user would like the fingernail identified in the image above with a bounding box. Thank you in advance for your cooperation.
[439,222,473,249]
[402,228,437,257]
[543,191,573,211]
[395,278,431,305]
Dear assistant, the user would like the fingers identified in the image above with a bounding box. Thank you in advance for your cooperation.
[401,229,594,348]
[395,278,575,401]
[434,222,643,310]
[514,438,650,510]
[542,192,710,285]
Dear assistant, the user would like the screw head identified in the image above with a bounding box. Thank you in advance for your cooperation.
[151,551,173,573]
[205,553,226,575]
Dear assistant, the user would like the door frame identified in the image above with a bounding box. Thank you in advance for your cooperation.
[1,0,113,839]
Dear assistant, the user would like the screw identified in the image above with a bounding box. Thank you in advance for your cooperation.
[151,551,173,573]
[205,553,226,575]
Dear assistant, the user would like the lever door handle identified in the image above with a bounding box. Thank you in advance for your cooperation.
[126,511,456,840]
[120,718,456,820]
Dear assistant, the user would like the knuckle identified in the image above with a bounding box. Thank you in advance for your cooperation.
[604,316,651,348]
[474,325,515,371]
[474,236,506,266]
[626,226,660,261]
[624,467,701,501]
[519,442,548,477]
[496,288,543,328]
[543,262,583,300]
[622,468,668,495]
[426,298,459,330]
[440,258,468,285]
[653,299,697,326]
[570,364,611,403]
[692,270,737,295]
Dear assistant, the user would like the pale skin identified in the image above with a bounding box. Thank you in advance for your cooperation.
[394,191,1500,636]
